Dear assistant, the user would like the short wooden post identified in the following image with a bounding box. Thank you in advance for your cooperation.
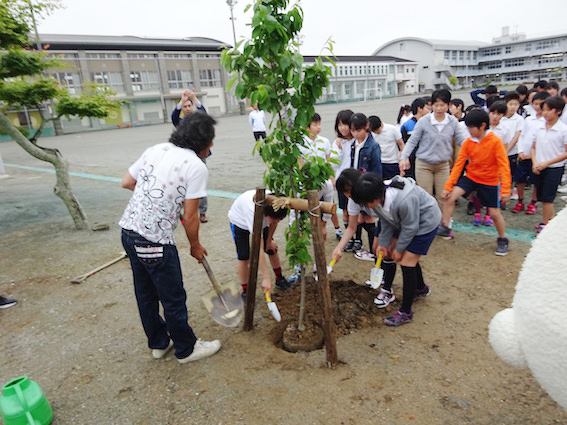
[243,187,266,331]
[306,190,338,368]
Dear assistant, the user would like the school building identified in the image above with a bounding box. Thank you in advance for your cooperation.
[5,34,233,136]
[304,55,419,103]
[373,28,567,91]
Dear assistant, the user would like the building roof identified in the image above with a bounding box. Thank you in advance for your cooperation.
[303,55,415,63]
[372,36,488,55]
[38,33,231,51]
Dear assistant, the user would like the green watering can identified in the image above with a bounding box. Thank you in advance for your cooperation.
[0,376,52,425]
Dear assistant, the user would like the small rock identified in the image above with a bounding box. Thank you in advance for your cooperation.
[442,396,471,410]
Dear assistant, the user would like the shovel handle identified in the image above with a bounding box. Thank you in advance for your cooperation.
[201,257,223,293]
[375,251,383,268]
[265,291,272,303]
[329,258,337,268]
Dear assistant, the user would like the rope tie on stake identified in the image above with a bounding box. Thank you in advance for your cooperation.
[308,201,322,217]
[253,198,267,207]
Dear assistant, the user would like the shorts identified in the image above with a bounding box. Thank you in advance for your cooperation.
[230,224,270,261]
[382,163,400,180]
[456,176,499,208]
[337,190,348,211]
[535,166,564,203]
[392,227,438,256]
[514,159,534,184]
[508,154,518,182]
[253,131,266,141]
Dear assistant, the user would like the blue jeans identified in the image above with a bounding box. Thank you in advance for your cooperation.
[121,229,197,359]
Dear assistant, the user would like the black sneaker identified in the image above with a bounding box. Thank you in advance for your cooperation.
[275,276,291,291]
[495,237,509,256]
[436,225,453,240]
[343,239,356,252]
[0,295,17,309]
[415,285,431,298]
[352,239,363,252]
[466,201,475,215]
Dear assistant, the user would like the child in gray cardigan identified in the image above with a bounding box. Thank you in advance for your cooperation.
[351,173,441,327]
[399,89,468,203]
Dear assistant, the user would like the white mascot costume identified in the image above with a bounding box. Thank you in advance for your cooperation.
[489,206,567,410]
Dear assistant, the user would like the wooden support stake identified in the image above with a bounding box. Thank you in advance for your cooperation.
[243,187,266,331]
[306,190,338,368]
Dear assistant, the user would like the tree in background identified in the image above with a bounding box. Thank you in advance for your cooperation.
[0,0,120,230]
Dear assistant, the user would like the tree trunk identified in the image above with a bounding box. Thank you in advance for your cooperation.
[0,112,89,230]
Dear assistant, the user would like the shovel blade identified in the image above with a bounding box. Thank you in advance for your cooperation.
[369,268,384,290]
[201,282,244,327]
[267,301,281,322]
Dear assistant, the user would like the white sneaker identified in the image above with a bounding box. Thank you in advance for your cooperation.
[152,340,174,359]
[510,188,519,200]
[374,288,395,309]
[178,339,221,364]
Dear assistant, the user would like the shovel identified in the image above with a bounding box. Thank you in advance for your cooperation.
[367,251,384,289]
[327,258,337,274]
[200,257,244,327]
[265,290,281,322]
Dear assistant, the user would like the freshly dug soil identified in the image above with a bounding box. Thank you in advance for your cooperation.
[272,279,389,352]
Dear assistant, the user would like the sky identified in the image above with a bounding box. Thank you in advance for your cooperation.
[37,0,567,55]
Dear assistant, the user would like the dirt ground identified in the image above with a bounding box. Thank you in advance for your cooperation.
[2,94,567,424]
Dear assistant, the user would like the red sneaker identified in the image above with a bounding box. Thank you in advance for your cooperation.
[526,203,537,215]
[512,201,525,213]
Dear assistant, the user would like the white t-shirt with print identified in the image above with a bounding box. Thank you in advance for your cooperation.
[119,143,208,245]
[299,135,331,159]
[372,124,402,163]
[500,114,524,156]
[228,190,268,233]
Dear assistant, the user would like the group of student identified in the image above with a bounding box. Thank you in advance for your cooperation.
[117,80,567,364]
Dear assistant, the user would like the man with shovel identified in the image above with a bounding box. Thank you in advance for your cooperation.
[119,112,221,364]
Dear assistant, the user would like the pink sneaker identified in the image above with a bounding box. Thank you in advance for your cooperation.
[526,203,537,215]
[483,215,494,226]
[472,213,482,226]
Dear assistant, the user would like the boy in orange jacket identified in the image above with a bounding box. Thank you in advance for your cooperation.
[437,109,511,256]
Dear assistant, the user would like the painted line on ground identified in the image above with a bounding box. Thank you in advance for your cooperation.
[5,163,535,242]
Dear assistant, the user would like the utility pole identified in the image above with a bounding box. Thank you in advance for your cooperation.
[226,0,245,115]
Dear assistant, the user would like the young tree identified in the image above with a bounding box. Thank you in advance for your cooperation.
[0,0,120,230]
[222,0,335,328]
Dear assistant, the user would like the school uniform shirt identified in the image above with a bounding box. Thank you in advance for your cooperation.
[500,114,524,156]
[532,120,567,168]
[330,137,354,177]
[444,132,511,196]
[249,109,266,132]
[346,197,378,218]
[119,143,208,245]
[524,104,536,118]
[228,190,268,233]
[401,113,467,164]
[299,135,331,159]
[561,106,567,125]
[372,124,402,163]
[488,122,511,147]
[517,115,545,155]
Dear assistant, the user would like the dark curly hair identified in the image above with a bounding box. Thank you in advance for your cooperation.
[169,111,216,152]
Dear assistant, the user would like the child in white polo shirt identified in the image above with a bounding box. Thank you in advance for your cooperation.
[530,96,567,235]
[500,91,525,203]
[369,115,405,179]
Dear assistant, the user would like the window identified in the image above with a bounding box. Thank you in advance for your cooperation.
[48,53,79,60]
[504,72,529,82]
[339,66,343,76]
[86,53,120,59]
[485,61,501,70]
[389,65,394,73]
[467,51,471,60]
[127,53,155,59]
[358,65,362,75]
[356,81,364,94]
[473,51,477,60]
[482,47,501,57]
[505,46,512,54]
[459,51,464,59]
[130,71,159,91]
[196,53,221,59]
[167,70,193,89]
[525,43,531,51]
[52,72,81,94]
[444,50,450,59]
[536,39,560,50]
[504,58,524,68]
[91,71,124,92]
[349,66,353,76]
[344,84,351,96]
[451,50,457,59]
[537,54,563,65]
[164,53,191,59]
[199,69,222,87]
